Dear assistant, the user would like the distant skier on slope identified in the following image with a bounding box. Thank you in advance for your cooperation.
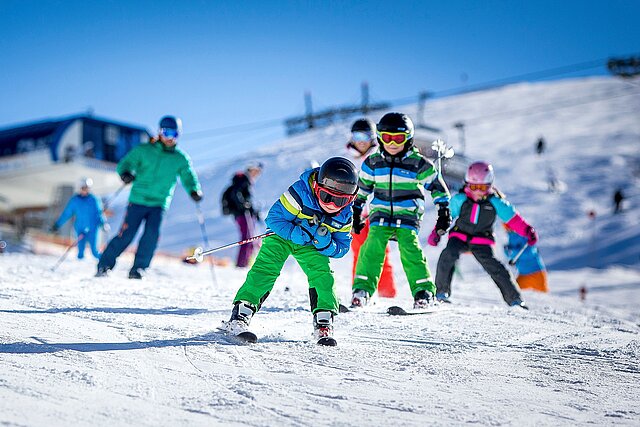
[345,118,396,298]
[51,177,108,260]
[220,157,358,346]
[221,162,264,268]
[429,161,537,309]
[503,223,548,292]
[350,112,451,310]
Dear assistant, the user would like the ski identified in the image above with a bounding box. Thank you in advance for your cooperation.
[387,305,440,316]
[317,337,337,346]
[338,303,380,314]
[234,331,258,343]
[216,323,258,344]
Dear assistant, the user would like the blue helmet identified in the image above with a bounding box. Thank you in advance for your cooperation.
[158,116,182,138]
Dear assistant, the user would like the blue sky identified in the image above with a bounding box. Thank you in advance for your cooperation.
[1,0,638,166]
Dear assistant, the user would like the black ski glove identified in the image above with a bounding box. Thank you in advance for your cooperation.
[352,205,366,234]
[120,171,135,184]
[435,203,451,235]
[190,190,203,202]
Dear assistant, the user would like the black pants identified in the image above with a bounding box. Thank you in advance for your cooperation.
[435,237,521,304]
[98,203,165,272]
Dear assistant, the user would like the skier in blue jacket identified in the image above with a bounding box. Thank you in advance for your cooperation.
[51,177,107,259]
[221,157,358,346]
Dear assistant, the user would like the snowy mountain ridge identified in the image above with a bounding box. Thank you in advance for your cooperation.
[157,76,640,270]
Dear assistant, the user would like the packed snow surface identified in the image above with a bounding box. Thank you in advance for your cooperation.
[1,257,638,426]
[1,77,639,425]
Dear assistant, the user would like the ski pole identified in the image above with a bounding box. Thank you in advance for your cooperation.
[186,231,275,263]
[508,244,528,266]
[194,202,218,285]
[102,183,127,211]
[51,231,86,272]
[431,139,454,236]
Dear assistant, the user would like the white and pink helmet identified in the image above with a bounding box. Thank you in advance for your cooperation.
[465,161,495,185]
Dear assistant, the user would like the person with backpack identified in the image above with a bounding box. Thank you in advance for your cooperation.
[51,177,107,260]
[350,112,451,309]
[345,118,396,298]
[220,157,358,346]
[221,162,263,267]
[96,116,202,279]
[430,161,536,308]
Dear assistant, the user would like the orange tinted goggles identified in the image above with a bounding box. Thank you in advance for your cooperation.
[468,183,491,191]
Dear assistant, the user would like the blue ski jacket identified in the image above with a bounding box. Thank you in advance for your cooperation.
[266,169,353,258]
[54,193,105,233]
[503,230,546,275]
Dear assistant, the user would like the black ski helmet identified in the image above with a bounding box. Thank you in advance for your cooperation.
[159,115,182,134]
[317,157,358,195]
[376,112,415,152]
[351,118,376,134]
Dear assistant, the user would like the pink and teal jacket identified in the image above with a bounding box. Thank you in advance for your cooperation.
[447,189,533,245]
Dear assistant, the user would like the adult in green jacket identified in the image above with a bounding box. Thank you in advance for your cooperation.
[96,116,203,279]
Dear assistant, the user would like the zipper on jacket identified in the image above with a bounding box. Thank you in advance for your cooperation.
[389,158,395,223]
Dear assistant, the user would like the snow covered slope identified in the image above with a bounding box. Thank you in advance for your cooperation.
[155,76,640,269]
[1,77,639,426]
[0,254,638,426]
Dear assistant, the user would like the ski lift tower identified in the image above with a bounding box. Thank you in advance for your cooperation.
[607,56,640,78]
[453,122,466,155]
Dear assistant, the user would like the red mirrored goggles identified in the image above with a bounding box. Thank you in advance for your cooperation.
[378,131,409,146]
[313,182,356,208]
[467,183,491,192]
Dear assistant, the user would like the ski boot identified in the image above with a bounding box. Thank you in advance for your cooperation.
[508,299,529,310]
[350,289,370,308]
[95,266,110,277]
[436,292,451,304]
[128,268,145,280]
[313,311,336,346]
[221,301,258,343]
[413,290,434,309]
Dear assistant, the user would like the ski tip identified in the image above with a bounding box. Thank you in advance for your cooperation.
[236,331,258,344]
[317,337,337,346]
[387,306,408,316]
[338,304,350,313]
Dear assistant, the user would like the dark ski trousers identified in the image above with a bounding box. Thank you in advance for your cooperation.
[435,237,522,304]
[98,203,165,272]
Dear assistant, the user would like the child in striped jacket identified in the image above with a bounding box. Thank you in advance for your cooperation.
[351,112,451,309]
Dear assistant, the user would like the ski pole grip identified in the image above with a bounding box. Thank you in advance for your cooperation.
[317,226,328,237]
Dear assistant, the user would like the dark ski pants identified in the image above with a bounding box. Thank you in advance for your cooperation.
[435,237,522,304]
[98,203,165,272]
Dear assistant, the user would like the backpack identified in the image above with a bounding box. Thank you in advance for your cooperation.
[221,185,234,216]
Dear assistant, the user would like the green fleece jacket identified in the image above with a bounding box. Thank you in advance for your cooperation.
[117,141,200,210]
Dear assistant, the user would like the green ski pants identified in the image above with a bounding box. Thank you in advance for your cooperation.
[233,234,339,314]
[353,225,435,297]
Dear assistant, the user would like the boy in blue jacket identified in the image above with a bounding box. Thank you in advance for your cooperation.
[51,178,107,259]
[221,157,358,346]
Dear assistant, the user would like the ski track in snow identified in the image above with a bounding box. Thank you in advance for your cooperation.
[1,254,639,426]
